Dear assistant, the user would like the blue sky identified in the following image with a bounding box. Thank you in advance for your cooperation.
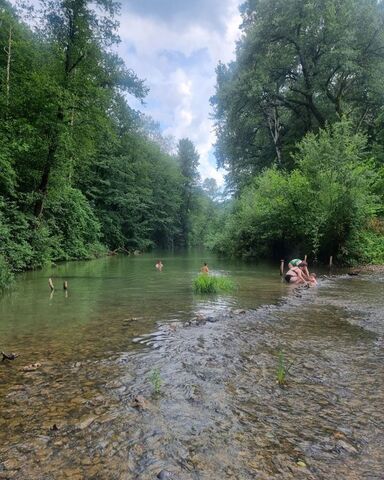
[117,0,242,185]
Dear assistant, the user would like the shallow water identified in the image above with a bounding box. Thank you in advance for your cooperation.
[0,254,383,479]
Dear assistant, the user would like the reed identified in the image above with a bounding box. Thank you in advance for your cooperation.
[193,274,235,294]
[276,351,294,386]
[276,351,287,385]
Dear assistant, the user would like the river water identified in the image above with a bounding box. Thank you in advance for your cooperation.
[0,253,383,479]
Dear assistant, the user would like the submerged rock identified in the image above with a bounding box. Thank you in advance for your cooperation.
[78,415,96,430]
[157,470,182,480]
[1,352,19,362]
[20,363,41,372]
[132,395,149,410]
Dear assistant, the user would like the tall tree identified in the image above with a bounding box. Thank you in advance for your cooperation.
[177,138,200,246]
[32,0,147,217]
[212,0,384,192]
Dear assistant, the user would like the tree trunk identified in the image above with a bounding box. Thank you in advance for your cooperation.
[265,106,282,166]
[34,141,58,217]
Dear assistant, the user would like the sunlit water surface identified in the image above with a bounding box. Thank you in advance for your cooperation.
[0,253,383,479]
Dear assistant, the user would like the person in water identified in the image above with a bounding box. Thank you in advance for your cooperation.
[308,273,318,285]
[289,258,310,279]
[284,265,307,284]
[155,260,163,271]
[201,262,209,274]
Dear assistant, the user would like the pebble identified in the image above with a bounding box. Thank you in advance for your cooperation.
[78,415,96,430]
[0,471,17,479]
[3,459,19,471]
[157,470,181,480]
[132,395,149,410]
[337,440,358,454]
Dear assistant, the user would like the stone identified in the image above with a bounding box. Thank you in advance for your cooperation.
[0,471,17,479]
[132,395,149,410]
[78,415,96,430]
[3,459,19,471]
[157,470,181,480]
[20,362,41,372]
[337,440,358,454]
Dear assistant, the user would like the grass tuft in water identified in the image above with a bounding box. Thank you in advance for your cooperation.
[193,274,235,294]
[148,368,163,395]
[276,351,294,386]
[276,351,287,385]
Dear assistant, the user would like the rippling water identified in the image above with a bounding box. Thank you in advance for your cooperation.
[0,254,383,479]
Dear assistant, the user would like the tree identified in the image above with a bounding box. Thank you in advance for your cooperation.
[212,0,384,192]
[210,119,383,263]
[176,138,200,246]
[31,0,147,217]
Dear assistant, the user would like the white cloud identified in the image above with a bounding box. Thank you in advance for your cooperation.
[118,0,242,186]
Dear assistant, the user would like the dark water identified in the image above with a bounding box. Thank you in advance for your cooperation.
[0,253,383,479]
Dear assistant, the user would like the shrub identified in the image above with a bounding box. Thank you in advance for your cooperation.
[210,119,383,264]
[0,255,14,290]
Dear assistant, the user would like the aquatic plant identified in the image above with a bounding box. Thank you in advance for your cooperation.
[276,351,287,385]
[149,368,163,395]
[193,274,235,294]
[276,351,295,386]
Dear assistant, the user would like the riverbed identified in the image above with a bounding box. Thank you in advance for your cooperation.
[0,253,383,479]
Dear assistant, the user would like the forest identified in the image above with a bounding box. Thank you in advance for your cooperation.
[210,0,384,264]
[0,0,221,288]
[1,0,384,290]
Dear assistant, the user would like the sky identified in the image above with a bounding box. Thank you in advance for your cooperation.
[117,0,242,185]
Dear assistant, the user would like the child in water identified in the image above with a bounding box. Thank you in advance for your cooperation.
[308,273,317,285]
[201,262,209,274]
[155,260,163,271]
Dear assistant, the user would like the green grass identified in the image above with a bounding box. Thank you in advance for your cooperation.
[276,351,287,385]
[193,274,235,294]
[276,351,294,386]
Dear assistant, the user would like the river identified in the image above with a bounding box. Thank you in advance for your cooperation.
[0,252,383,479]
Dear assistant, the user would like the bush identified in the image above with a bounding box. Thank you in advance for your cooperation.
[193,274,235,294]
[210,119,383,264]
[45,187,104,261]
[0,255,14,290]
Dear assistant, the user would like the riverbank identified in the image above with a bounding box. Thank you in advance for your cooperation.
[1,270,383,479]
[350,264,384,273]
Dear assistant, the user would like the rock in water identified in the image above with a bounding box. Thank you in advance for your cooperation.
[157,471,181,480]
[1,352,19,361]
[132,395,149,410]
[20,362,41,372]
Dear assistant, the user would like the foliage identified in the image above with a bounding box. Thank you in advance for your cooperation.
[148,368,163,395]
[276,351,287,386]
[177,138,201,247]
[193,274,235,294]
[212,0,384,192]
[210,120,382,263]
[0,254,14,290]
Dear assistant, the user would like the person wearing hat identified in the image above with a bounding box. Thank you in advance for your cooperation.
[289,258,310,279]
[284,265,307,284]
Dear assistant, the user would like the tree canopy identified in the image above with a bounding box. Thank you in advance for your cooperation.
[212,0,384,191]
[210,0,384,263]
